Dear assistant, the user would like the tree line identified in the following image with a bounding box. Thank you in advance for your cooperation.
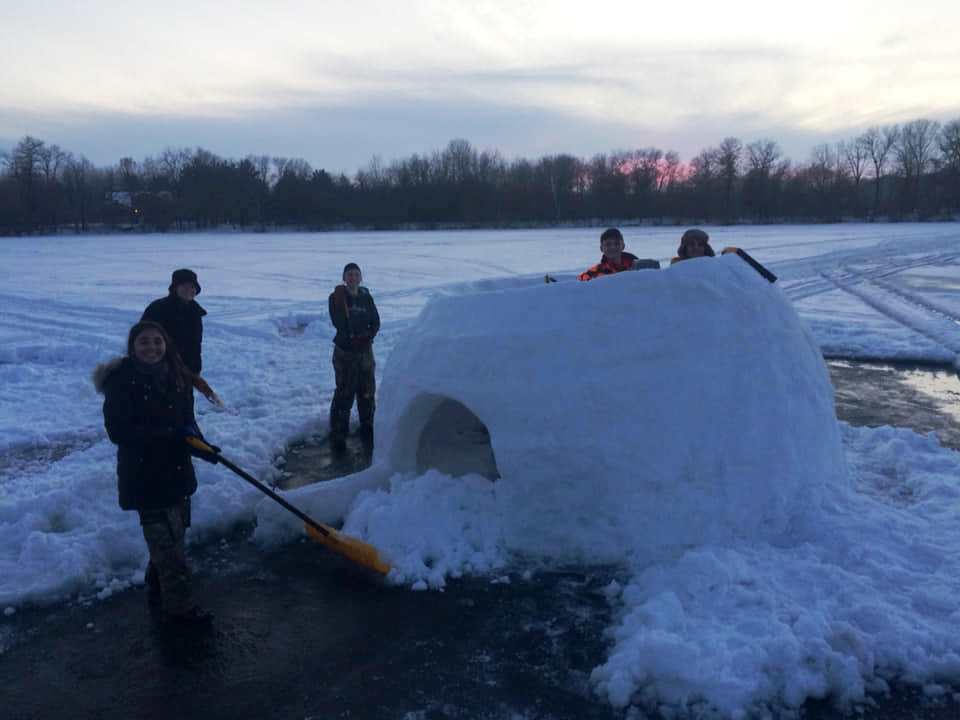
[2,116,959,235]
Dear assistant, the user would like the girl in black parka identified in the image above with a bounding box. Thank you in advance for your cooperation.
[93,321,215,628]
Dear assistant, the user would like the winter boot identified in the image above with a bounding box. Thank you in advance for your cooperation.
[358,425,374,456]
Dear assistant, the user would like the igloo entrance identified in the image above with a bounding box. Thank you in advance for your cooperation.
[414,397,500,481]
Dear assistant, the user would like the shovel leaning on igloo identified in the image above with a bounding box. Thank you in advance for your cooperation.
[185,436,391,576]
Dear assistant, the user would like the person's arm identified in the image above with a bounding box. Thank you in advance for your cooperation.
[328,288,350,334]
[192,374,224,407]
[141,299,160,323]
[578,265,599,281]
[196,314,203,374]
[368,292,380,339]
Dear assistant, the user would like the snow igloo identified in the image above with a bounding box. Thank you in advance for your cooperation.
[374,255,847,562]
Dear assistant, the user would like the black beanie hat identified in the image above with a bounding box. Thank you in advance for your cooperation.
[169,268,201,294]
[342,262,361,279]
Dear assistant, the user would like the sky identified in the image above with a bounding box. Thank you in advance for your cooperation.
[2,0,959,173]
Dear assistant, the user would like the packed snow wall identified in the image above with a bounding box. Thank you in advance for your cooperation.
[375,255,847,563]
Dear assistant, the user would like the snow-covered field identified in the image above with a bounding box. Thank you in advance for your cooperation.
[2,224,960,717]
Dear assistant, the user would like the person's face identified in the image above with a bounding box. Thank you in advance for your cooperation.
[601,237,624,258]
[175,282,197,302]
[343,269,362,290]
[685,238,708,258]
[133,328,166,364]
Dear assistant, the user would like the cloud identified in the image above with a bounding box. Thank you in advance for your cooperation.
[2,3,958,171]
[6,90,955,176]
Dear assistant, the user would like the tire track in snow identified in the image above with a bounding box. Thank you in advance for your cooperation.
[872,275,960,327]
[784,251,960,302]
[820,266,960,365]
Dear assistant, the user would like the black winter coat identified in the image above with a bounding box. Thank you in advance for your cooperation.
[94,357,198,511]
[328,286,380,351]
[141,294,206,374]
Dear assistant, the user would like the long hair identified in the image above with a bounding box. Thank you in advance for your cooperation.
[126,320,194,391]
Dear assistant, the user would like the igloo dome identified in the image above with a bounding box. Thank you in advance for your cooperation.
[374,255,846,562]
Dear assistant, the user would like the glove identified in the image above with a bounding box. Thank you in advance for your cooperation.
[180,424,221,464]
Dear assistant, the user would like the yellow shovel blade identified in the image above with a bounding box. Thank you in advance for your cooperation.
[305,522,392,576]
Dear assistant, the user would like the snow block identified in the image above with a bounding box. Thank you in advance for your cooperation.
[376,255,847,563]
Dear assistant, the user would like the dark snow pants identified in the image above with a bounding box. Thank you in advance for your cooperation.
[329,344,376,441]
[139,498,192,616]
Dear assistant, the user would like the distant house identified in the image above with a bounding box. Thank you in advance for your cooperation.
[107,191,133,207]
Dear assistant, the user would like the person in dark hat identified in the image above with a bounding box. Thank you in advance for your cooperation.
[578,228,660,281]
[142,269,207,378]
[328,262,380,455]
[670,228,716,265]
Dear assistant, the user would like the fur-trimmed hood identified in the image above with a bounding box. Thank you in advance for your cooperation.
[92,356,126,394]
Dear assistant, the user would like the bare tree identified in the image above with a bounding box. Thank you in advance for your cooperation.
[860,125,898,216]
[841,138,868,188]
[746,139,780,174]
[895,118,940,212]
[159,147,191,186]
[940,119,960,171]
[809,144,837,199]
[939,119,960,206]
[8,136,46,230]
[272,157,312,188]
[355,155,385,190]
[436,139,477,185]
[38,144,68,185]
[688,146,719,219]
[656,151,681,193]
[245,155,272,187]
[538,154,580,221]
[743,139,782,219]
[63,155,93,232]
[717,137,742,218]
[896,119,940,178]
[117,156,140,191]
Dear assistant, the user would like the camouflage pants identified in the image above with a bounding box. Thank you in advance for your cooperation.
[330,344,376,439]
[139,498,192,616]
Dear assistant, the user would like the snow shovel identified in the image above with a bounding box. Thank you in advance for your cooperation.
[722,247,777,283]
[185,436,391,576]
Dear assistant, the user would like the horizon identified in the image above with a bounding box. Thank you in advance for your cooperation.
[3,1,959,172]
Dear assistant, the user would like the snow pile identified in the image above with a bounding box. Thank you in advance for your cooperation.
[591,423,960,716]
[370,254,845,564]
[343,470,507,589]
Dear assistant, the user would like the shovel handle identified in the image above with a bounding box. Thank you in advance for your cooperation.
[184,436,330,537]
[722,247,777,283]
